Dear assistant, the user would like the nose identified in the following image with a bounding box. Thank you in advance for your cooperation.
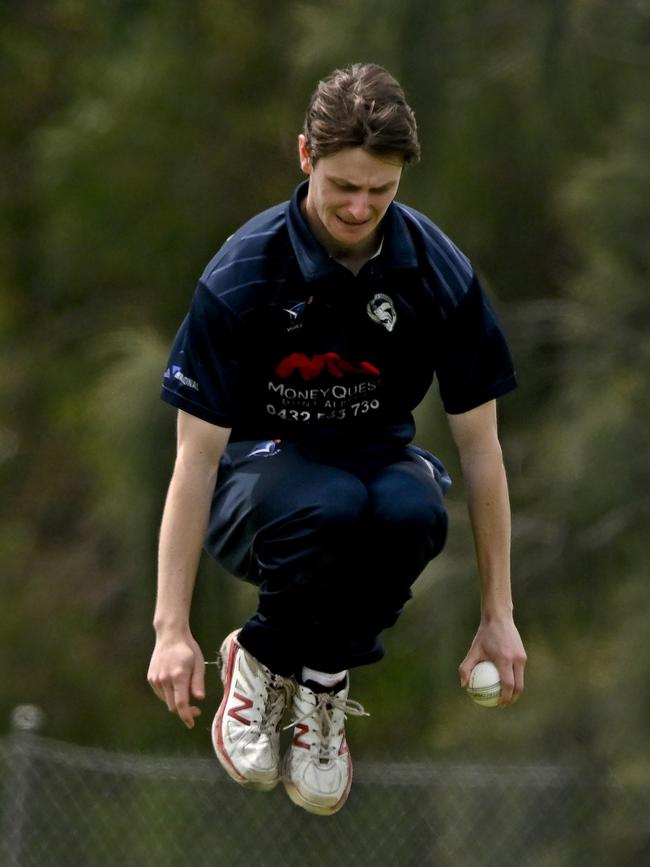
[346,194,371,223]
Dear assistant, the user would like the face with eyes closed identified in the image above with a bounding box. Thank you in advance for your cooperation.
[298,134,403,259]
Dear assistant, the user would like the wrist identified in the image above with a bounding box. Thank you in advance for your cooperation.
[480,601,514,623]
[153,616,192,638]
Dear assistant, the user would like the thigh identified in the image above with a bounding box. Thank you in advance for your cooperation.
[205,440,368,577]
[220,441,368,525]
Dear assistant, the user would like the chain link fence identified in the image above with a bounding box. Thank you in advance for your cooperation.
[1,709,647,867]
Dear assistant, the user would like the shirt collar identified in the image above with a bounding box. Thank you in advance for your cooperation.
[286,181,419,283]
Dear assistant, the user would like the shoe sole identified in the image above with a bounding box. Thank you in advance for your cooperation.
[211,630,279,792]
[281,751,353,816]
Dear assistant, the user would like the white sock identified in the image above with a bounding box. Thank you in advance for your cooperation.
[301,666,347,689]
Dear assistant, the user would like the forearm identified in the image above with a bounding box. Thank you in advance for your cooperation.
[460,445,513,619]
[154,457,219,635]
[148,413,229,724]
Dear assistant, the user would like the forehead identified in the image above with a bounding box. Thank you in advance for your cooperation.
[316,147,403,186]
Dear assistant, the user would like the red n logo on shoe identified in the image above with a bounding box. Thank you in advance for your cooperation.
[228,691,254,725]
[292,723,310,749]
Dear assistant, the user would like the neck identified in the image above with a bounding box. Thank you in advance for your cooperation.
[333,244,380,276]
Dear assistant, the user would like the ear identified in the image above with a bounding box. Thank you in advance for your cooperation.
[298,134,313,175]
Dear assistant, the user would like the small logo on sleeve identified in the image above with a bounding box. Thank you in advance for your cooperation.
[164,365,199,391]
[367,293,396,332]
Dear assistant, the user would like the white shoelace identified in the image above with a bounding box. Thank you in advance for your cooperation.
[260,675,294,735]
[285,692,369,758]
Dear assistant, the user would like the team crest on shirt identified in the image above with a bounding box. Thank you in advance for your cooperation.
[367,293,397,332]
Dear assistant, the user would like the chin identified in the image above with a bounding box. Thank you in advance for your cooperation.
[330,221,372,245]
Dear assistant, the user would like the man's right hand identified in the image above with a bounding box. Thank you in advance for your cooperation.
[147,632,206,729]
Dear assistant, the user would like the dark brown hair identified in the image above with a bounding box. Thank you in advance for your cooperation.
[303,63,420,166]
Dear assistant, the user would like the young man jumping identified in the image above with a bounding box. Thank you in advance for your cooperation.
[147,63,527,816]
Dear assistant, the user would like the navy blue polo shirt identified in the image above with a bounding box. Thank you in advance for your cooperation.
[161,181,516,446]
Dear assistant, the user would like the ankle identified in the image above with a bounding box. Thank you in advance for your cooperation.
[299,666,347,694]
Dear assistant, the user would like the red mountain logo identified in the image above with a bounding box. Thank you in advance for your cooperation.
[275,352,380,381]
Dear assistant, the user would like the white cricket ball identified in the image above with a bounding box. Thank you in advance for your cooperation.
[467,661,501,707]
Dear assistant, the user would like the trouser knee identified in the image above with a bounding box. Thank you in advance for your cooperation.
[372,492,448,564]
[340,497,448,636]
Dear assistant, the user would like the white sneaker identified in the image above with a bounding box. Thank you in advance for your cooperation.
[211,630,293,791]
[282,678,368,815]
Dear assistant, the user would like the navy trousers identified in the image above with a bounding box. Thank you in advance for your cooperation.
[205,440,450,677]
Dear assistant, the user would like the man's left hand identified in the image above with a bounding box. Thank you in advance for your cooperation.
[459,616,527,707]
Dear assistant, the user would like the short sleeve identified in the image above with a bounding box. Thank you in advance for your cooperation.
[436,275,517,414]
[160,282,242,426]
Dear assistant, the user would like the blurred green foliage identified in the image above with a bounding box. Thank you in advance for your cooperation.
[1,0,649,804]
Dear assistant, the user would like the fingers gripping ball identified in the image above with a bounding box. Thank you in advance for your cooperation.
[467,661,501,707]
